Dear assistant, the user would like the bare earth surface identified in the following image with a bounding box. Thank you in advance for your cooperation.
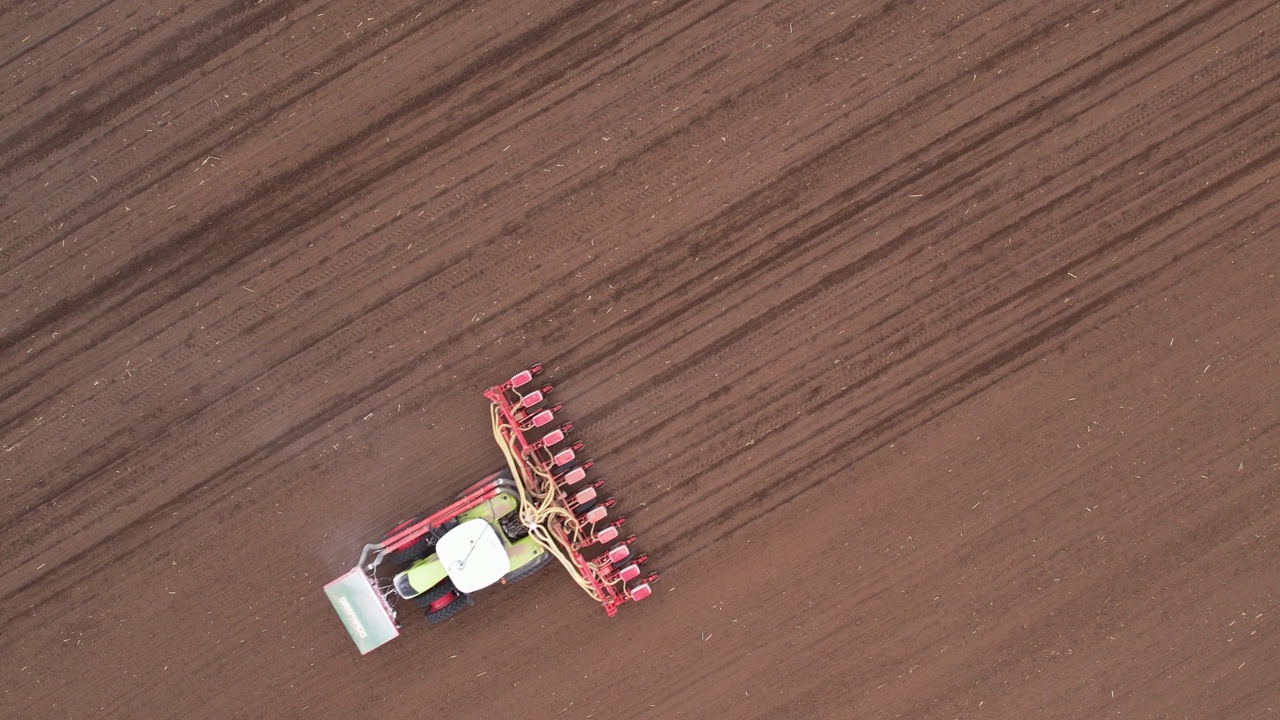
[2,1,1278,717]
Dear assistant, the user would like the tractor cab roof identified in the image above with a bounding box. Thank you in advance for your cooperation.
[438,518,511,593]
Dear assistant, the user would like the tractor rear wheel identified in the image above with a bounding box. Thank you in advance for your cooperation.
[413,579,457,608]
[386,536,434,565]
[424,591,474,624]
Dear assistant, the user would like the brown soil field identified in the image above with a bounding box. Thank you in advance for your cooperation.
[2,1,1278,717]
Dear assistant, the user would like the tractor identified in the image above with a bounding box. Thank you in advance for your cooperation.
[324,366,657,654]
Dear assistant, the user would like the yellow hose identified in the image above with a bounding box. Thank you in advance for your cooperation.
[490,405,614,600]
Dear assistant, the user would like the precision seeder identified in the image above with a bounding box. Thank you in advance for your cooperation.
[325,366,657,654]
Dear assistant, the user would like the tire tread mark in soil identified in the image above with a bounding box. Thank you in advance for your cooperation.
[0,1,747,471]
[639,157,1279,537]
[0,0,471,285]
[0,0,648,346]
[652,421,1278,709]
[0,0,485,426]
[593,110,1276,525]
[558,0,1256,399]
[0,0,1095,420]
[561,0,1202,335]
[0,0,312,174]
[649,170,1280,562]
[0,1,115,74]
[0,221,519,524]
[0,0,691,430]
[0,0,636,361]
[0,248,600,538]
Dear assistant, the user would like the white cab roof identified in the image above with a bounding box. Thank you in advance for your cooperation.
[437,518,510,593]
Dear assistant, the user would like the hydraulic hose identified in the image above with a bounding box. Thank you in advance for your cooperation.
[490,405,614,600]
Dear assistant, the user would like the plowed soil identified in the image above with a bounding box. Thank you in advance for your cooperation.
[2,1,1277,717]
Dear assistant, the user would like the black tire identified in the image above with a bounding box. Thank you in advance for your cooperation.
[502,551,551,585]
[386,536,434,565]
[424,591,474,624]
[413,579,456,608]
